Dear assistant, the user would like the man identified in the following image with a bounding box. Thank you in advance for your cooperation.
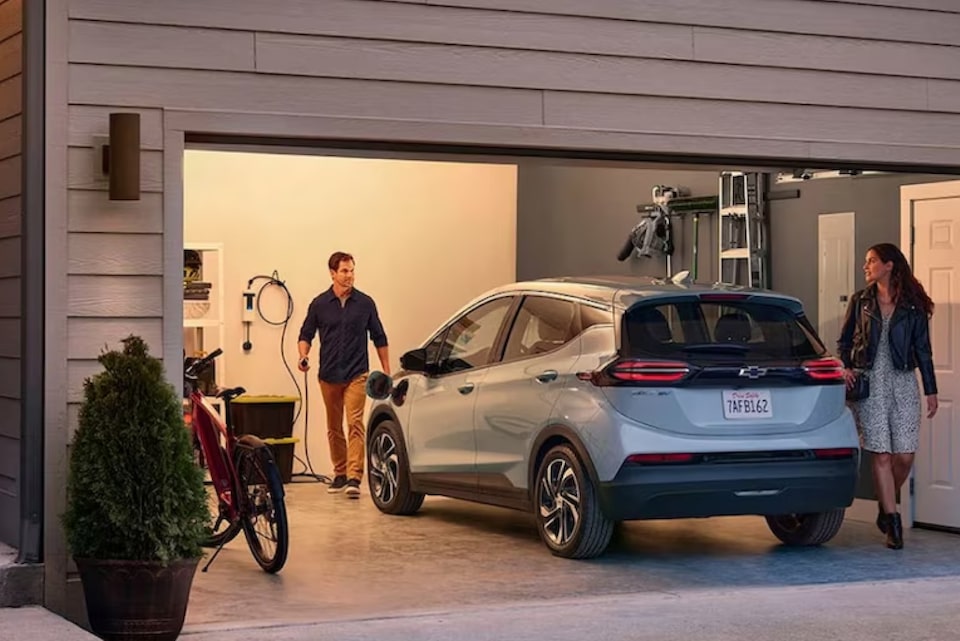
[298,252,390,498]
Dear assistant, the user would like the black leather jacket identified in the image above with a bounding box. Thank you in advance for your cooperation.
[837,285,937,396]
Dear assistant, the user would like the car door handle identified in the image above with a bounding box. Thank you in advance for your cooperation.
[535,370,558,383]
[458,382,475,395]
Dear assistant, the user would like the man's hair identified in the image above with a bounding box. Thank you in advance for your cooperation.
[328,251,354,272]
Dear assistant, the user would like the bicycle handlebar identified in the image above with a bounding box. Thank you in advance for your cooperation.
[185,348,223,378]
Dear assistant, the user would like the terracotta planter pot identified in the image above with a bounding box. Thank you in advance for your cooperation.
[74,558,199,641]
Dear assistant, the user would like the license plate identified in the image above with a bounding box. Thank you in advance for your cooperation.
[722,390,773,420]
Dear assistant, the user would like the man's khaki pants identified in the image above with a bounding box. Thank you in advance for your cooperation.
[319,373,368,481]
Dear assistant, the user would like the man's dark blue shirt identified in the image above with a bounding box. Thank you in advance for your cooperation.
[298,287,388,384]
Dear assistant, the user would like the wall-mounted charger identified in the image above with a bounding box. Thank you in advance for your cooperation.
[242,290,256,322]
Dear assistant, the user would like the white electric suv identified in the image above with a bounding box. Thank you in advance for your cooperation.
[365,276,860,559]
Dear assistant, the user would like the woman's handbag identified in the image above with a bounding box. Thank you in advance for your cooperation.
[845,298,871,402]
[846,369,870,402]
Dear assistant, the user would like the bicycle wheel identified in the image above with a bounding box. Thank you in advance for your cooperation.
[235,445,289,573]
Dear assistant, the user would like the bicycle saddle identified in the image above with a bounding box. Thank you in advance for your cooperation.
[217,386,246,401]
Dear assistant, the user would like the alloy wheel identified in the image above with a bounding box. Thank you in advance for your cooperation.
[370,431,400,504]
[538,457,582,547]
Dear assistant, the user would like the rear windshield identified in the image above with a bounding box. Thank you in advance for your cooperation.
[622,299,826,362]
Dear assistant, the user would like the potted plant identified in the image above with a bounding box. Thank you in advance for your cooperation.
[63,336,210,641]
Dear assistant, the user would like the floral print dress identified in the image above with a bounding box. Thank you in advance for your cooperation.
[854,314,922,454]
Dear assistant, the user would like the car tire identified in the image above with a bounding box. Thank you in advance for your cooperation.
[765,509,846,546]
[367,419,424,516]
[534,444,613,559]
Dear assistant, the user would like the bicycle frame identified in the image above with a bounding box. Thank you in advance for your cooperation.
[190,391,241,525]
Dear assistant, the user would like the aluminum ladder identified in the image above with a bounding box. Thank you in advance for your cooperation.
[717,171,770,288]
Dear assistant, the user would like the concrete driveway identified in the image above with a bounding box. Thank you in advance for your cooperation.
[182,481,960,635]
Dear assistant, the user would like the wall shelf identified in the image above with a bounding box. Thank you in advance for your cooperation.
[183,242,225,392]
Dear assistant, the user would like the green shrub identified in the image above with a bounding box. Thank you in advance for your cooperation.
[63,336,210,563]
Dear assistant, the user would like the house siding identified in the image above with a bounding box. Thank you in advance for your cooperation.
[0,0,22,549]
[42,0,960,615]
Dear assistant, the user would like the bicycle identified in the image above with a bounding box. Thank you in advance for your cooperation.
[184,348,289,573]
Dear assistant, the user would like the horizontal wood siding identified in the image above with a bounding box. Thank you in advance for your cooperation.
[252,33,931,111]
[68,65,544,126]
[0,0,21,548]
[68,276,164,317]
[68,233,163,275]
[57,1,960,160]
[57,0,960,472]
[67,317,163,359]
[67,191,163,234]
[0,398,18,439]
[0,318,18,358]
[68,0,960,46]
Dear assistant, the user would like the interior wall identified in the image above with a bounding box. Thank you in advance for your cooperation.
[768,172,953,330]
[516,163,721,282]
[184,150,517,473]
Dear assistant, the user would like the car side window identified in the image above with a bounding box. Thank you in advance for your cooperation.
[436,297,513,375]
[503,296,580,361]
[423,330,447,367]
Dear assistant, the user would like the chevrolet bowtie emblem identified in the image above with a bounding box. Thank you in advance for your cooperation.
[738,366,768,379]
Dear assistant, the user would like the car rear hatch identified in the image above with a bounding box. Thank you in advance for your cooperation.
[588,292,846,437]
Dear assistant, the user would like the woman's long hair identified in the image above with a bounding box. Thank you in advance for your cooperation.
[869,243,934,316]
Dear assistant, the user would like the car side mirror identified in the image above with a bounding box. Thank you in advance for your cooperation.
[400,348,429,373]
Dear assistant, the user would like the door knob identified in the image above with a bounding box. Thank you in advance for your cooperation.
[458,382,475,395]
[535,370,559,383]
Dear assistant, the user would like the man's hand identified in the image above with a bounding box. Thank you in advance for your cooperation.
[927,394,939,419]
[298,356,310,373]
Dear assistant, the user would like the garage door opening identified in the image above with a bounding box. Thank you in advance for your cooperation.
[178,145,960,629]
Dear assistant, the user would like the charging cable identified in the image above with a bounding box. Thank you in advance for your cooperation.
[244,272,329,484]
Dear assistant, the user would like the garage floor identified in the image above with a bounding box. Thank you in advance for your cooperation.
[184,482,960,632]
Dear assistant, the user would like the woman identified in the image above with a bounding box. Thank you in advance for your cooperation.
[837,243,938,550]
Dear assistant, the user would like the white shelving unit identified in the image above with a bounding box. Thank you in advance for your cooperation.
[183,242,226,390]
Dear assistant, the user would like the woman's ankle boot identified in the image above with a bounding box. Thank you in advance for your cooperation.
[886,513,903,550]
[876,504,887,534]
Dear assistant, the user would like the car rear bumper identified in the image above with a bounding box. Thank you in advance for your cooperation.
[597,456,859,521]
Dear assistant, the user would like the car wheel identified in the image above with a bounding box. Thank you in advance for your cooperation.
[367,419,424,516]
[765,509,845,546]
[534,444,613,559]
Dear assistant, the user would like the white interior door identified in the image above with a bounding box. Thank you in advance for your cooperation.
[902,181,960,530]
[817,212,856,352]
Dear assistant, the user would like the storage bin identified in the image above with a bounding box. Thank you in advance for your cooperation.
[229,395,299,483]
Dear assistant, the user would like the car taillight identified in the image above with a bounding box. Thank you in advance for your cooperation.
[578,359,692,385]
[802,357,845,381]
[813,448,856,459]
[627,453,696,464]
